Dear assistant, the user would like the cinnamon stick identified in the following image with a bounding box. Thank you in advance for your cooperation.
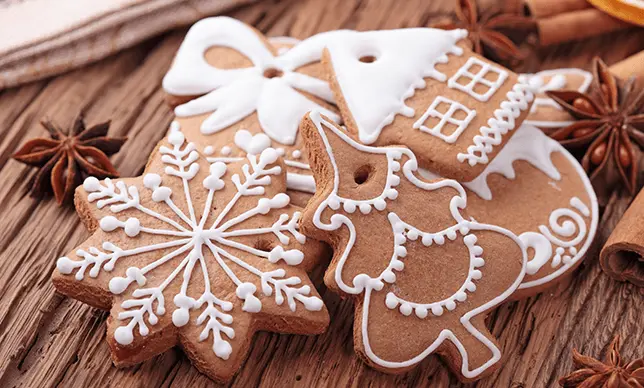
[609,51,644,80]
[537,8,631,46]
[600,189,644,288]
[525,0,590,19]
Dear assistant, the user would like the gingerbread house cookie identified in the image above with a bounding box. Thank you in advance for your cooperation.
[322,27,537,182]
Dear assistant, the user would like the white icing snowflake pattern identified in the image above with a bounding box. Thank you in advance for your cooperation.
[56,130,323,360]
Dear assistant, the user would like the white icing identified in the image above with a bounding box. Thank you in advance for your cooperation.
[458,124,561,200]
[57,127,321,359]
[385,214,484,318]
[203,146,214,155]
[325,28,468,144]
[207,153,317,194]
[162,17,341,145]
[307,111,526,377]
[292,150,302,159]
[234,129,272,155]
[413,96,477,143]
[285,173,316,193]
[522,68,593,129]
[268,36,302,55]
[457,77,537,166]
[447,57,508,102]
[419,123,598,288]
[168,120,181,134]
[621,0,644,9]
[203,129,316,193]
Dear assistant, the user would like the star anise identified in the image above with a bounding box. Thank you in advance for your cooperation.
[433,0,537,68]
[12,113,127,205]
[546,58,644,200]
[559,335,644,387]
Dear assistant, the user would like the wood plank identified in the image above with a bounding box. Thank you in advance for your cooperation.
[0,0,642,387]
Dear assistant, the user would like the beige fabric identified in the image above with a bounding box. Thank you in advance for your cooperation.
[0,0,254,90]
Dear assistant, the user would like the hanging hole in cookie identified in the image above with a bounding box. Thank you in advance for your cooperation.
[359,55,377,63]
[263,68,284,79]
[255,239,274,252]
[354,165,372,185]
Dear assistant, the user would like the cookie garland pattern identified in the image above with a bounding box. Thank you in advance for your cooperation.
[301,111,527,380]
[323,27,538,180]
[162,17,342,193]
[53,125,328,381]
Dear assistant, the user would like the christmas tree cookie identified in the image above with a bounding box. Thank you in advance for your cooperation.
[299,111,526,381]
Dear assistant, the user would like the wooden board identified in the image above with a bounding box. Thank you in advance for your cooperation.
[0,0,643,387]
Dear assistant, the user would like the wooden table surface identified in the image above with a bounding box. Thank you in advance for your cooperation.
[0,1,643,387]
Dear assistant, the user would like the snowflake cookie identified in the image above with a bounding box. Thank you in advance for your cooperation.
[299,112,527,381]
[163,16,343,197]
[53,126,329,383]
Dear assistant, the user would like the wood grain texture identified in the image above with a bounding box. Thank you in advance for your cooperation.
[0,0,642,387]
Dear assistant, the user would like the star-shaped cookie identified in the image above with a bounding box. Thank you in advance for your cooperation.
[53,124,329,382]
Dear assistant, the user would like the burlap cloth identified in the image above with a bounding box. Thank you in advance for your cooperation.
[0,0,253,90]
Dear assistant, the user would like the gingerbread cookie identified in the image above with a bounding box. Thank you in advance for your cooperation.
[162,17,342,198]
[321,27,538,182]
[53,125,329,382]
[418,123,598,297]
[321,28,598,298]
[522,68,594,131]
[299,111,526,381]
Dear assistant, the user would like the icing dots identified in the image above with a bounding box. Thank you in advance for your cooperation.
[57,125,323,360]
[419,123,598,291]
[305,111,527,377]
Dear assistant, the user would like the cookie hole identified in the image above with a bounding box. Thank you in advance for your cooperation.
[359,55,377,63]
[255,239,274,252]
[263,68,284,79]
[354,165,373,185]
[295,375,302,381]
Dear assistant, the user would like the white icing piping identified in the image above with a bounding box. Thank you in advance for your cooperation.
[308,111,527,376]
[325,28,468,145]
[413,96,477,144]
[456,77,538,166]
[385,214,484,318]
[57,126,322,359]
[193,125,316,193]
[522,68,593,129]
[421,123,598,287]
[162,16,342,145]
[459,124,561,200]
[447,57,509,102]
